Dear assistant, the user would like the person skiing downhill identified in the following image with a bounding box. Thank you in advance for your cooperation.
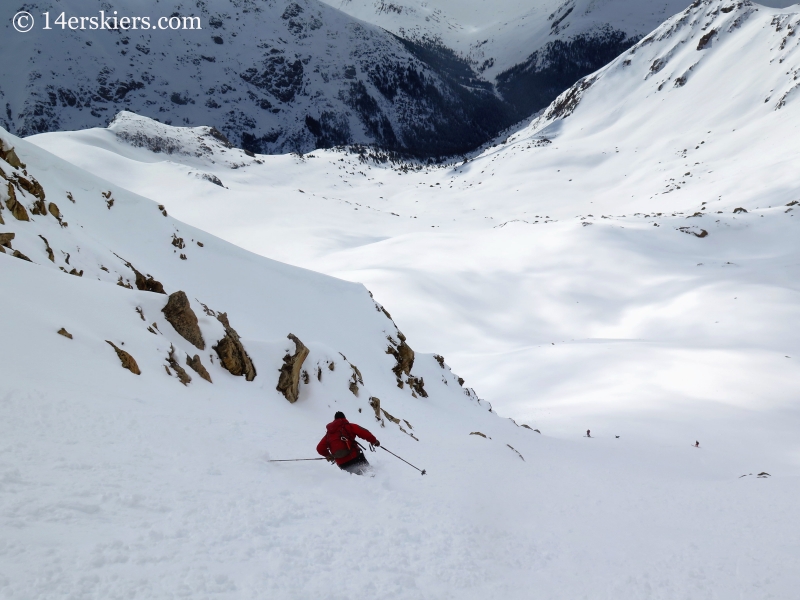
[317,411,379,475]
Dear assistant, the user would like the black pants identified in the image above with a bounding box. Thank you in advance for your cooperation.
[339,453,370,475]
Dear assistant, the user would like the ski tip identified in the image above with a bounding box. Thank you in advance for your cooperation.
[421,470,427,476]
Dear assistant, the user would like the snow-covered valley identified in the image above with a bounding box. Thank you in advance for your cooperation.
[3,0,800,597]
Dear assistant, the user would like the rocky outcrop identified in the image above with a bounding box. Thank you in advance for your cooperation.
[38,235,54,262]
[161,291,205,350]
[132,269,165,293]
[212,312,256,381]
[12,250,31,262]
[48,202,64,226]
[276,333,309,403]
[115,254,166,294]
[14,174,45,204]
[347,362,364,396]
[387,332,414,381]
[407,376,428,398]
[368,396,383,423]
[186,354,212,383]
[5,184,29,221]
[507,445,525,461]
[0,143,24,169]
[166,345,192,386]
[57,327,73,339]
[106,341,141,375]
[0,232,14,248]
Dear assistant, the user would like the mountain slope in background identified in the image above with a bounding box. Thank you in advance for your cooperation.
[0,0,508,157]
[10,0,794,157]
[322,0,695,120]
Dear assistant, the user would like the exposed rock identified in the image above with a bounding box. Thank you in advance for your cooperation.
[125,260,165,293]
[733,207,748,214]
[186,354,212,382]
[5,184,29,221]
[57,327,73,339]
[382,407,401,424]
[470,431,488,438]
[166,345,192,386]
[68,268,83,277]
[433,354,445,368]
[368,396,383,423]
[407,375,428,398]
[0,232,14,247]
[158,204,168,217]
[0,143,25,169]
[106,341,141,375]
[213,312,256,381]
[66,192,75,203]
[386,335,415,378]
[38,235,54,262]
[12,250,31,262]
[31,198,47,216]
[117,276,133,289]
[457,377,465,386]
[507,444,525,461]
[276,333,309,402]
[347,362,364,397]
[161,291,205,350]
[135,306,145,321]
[697,29,717,51]
[172,234,185,249]
[48,202,62,221]
[102,190,114,209]
[15,175,45,202]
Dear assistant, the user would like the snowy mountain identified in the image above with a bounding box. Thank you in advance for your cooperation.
[0,0,507,157]
[320,0,698,120]
[10,0,790,158]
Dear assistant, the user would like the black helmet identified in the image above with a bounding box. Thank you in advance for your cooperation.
[334,411,345,420]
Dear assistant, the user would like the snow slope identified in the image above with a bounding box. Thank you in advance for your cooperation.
[8,0,800,596]
[31,0,800,450]
[5,124,800,599]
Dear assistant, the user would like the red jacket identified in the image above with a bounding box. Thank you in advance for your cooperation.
[317,418,378,465]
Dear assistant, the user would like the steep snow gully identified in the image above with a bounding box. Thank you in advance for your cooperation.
[3,0,800,598]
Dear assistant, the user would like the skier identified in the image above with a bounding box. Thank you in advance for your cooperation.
[317,411,379,475]
[695,441,700,448]
[586,429,591,438]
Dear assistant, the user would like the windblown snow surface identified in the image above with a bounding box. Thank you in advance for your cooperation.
[6,0,800,597]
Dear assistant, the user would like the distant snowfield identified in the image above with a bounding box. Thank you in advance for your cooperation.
[10,0,800,596]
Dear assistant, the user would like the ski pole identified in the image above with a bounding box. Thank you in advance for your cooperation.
[381,446,426,475]
[269,458,327,462]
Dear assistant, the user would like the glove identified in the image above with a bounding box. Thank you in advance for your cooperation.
[373,440,380,447]
[325,454,336,463]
